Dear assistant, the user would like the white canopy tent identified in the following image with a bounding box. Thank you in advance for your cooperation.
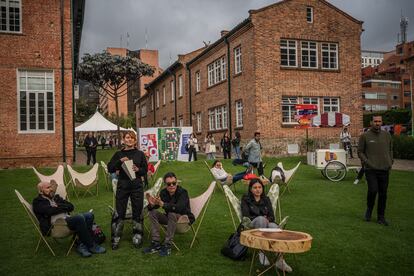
[75,111,128,132]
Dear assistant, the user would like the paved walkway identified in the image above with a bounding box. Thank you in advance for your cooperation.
[74,150,87,166]
[347,158,414,172]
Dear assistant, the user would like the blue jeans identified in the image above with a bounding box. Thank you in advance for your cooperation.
[232,171,246,183]
[66,212,94,248]
[207,153,215,160]
[233,146,241,159]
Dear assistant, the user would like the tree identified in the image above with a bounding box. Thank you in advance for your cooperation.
[78,51,154,146]
[75,97,96,123]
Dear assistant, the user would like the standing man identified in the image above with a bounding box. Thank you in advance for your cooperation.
[84,132,98,165]
[244,132,264,176]
[358,116,393,226]
[143,172,195,257]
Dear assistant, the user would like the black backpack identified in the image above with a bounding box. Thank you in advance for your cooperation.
[221,229,248,260]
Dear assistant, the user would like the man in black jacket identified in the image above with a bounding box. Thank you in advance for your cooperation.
[83,132,98,165]
[143,172,194,256]
[33,181,106,257]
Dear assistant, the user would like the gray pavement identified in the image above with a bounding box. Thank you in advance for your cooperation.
[347,158,414,172]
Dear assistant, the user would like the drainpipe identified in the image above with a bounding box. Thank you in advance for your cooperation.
[60,0,66,162]
[152,88,156,125]
[187,65,192,126]
[224,37,232,139]
[70,0,76,163]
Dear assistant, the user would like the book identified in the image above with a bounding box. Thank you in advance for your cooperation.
[121,159,136,180]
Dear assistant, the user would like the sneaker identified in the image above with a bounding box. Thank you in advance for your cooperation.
[258,251,270,266]
[159,243,172,257]
[143,241,161,254]
[89,244,106,254]
[276,258,293,273]
[353,179,359,185]
[77,243,92,258]
[377,219,389,226]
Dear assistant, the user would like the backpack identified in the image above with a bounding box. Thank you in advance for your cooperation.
[221,230,248,260]
[270,166,286,183]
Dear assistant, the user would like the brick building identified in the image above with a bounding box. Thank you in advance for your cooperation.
[137,0,363,154]
[0,0,85,168]
[99,48,162,117]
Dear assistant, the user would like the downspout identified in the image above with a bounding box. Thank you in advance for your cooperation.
[60,0,66,162]
[224,37,232,139]
[152,89,156,126]
[187,65,192,126]
[70,0,75,163]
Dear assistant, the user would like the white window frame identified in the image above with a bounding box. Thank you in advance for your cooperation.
[179,117,183,127]
[281,97,299,125]
[162,118,167,126]
[301,41,318,69]
[162,86,166,105]
[234,46,242,74]
[0,0,22,33]
[323,97,340,112]
[208,109,215,131]
[196,112,202,132]
[141,104,147,117]
[207,56,226,87]
[178,75,183,97]
[195,71,201,92]
[280,39,297,67]
[156,89,159,108]
[306,6,313,23]
[235,100,243,127]
[171,118,175,127]
[208,105,227,131]
[170,80,175,101]
[17,70,55,133]
[321,43,339,70]
[302,97,320,115]
[150,94,154,111]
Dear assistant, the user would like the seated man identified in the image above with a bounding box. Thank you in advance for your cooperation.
[211,160,251,185]
[143,172,195,256]
[33,180,106,257]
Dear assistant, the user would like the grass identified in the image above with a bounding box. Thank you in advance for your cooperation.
[0,150,413,275]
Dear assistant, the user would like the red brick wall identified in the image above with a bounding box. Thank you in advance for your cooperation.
[0,0,74,168]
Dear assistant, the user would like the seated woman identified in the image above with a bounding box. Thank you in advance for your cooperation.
[241,178,292,273]
[210,160,247,185]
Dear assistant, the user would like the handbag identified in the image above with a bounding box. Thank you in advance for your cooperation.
[221,225,248,260]
[209,144,216,153]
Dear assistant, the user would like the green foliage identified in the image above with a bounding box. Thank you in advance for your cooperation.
[393,135,414,160]
[107,112,136,129]
[1,153,414,275]
[74,97,96,123]
[363,109,411,127]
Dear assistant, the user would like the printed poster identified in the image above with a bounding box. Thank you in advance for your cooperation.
[138,128,158,162]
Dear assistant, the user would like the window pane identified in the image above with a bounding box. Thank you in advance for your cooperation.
[38,93,45,129]
[19,91,26,130]
[47,92,54,130]
[29,93,36,129]
[28,77,46,90]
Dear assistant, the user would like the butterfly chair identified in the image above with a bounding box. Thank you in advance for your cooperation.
[100,161,112,191]
[32,165,68,199]
[15,190,77,256]
[67,164,99,198]
[160,181,216,251]
[147,160,161,186]
[277,161,301,196]
[223,184,288,231]
[204,160,235,192]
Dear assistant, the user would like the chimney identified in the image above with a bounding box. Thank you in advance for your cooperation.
[221,30,229,37]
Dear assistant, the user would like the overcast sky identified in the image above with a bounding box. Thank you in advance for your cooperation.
[80,0,414,69]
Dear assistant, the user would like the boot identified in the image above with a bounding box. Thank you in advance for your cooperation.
[132,220,144,248]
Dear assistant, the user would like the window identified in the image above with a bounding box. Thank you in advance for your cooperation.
[179,116,183,127]
[18,70,55,132]
[150,94,154,111]
[178,75,183,97]
[141,104,147,117]
[321,43,338,69]
[403,79,411,85]
[207,56,226,87]
[235,100,243,127]
[156,89,159,108]
[0,0,21,33]
[195,71,201,92]
[302,97,319,115]
[280,40,297,67]
[392,95,398,100]
[364,92,387,100]
[170,80,175,101]
[404,91,411,97]
[162,118,167,126]
[162,86,166,105]
[390,83,400,89]
[323,98,340,112]
[196,112,202,132]
[171,118,175,127]
[306,6,313,23]
[281,97,298,124]
[301,41,318,68]
[234,46,242,74]
[208,105,227,131]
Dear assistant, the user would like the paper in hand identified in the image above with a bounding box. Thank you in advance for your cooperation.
[121,159,136,180]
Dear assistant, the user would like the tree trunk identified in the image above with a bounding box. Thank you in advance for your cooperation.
[115,93,121,148]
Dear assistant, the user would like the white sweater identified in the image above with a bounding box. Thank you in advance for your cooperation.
[210,167,228,181]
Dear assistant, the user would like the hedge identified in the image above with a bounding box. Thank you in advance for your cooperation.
[363,109,411,127]
[393,135,414,160]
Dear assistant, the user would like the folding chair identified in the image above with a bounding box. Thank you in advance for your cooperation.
[148,160,161,186]
[204,160,235,192]
[267,184,289,228]
[33,165,68,199]
[67,164,99,198]
[15,190,77,256]
[100,161,112,191]
[161,181,216,251]
[278,161,301,196]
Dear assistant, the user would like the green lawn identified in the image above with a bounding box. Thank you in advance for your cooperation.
[0,150,413,275]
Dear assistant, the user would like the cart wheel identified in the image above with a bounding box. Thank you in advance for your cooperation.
[321,169,327,178]
[324,161,347,182]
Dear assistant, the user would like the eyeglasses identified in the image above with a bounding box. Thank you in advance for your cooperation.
[165,182,177,187]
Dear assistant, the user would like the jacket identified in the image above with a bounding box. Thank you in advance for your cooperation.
[244,139,262,163]
[241,194,274,223]
[33,194,74,236]
[358,128,393,171]
[148,186,195,224]
[107,148,148,186]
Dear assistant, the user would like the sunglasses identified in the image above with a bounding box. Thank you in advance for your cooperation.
[165,182,177,187]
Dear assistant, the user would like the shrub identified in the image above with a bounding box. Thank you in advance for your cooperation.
[363,109,411,127]
[393,135,414,160]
